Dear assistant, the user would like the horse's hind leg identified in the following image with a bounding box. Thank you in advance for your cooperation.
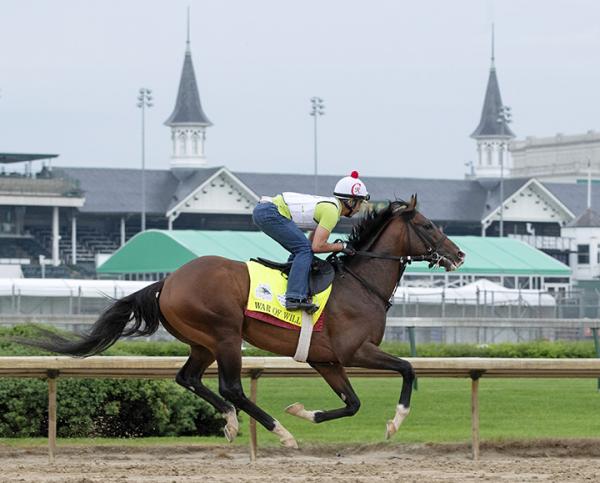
[285,362,361,423]
[216,341,298,449]
[176,345,239,442]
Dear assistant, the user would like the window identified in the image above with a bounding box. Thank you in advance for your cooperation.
[503,277,516,289]
[192,133,200,155]
[487,146,493,166]
[577,244,590,264]
[597,245,600,264]
[178,132,187,155]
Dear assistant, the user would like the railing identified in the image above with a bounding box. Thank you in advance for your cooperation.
[0,176,81,196]
[508,234,573,251]
[1,356,600,462]
[389,289,600,321]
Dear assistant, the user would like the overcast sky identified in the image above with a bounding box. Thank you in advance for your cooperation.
[1,0,599,179]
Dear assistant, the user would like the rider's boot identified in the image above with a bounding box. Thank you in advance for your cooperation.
[285,298,319,314]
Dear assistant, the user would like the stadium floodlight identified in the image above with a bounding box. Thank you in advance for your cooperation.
[309,97,325,194]
[137,88,153,232]
[496,105,513,237]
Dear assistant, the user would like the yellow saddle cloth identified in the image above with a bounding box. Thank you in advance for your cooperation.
[245,260,332,330]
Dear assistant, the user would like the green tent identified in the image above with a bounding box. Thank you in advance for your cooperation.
[97,230,570,277]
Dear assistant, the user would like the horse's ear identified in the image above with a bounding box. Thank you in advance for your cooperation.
[408,194,418,211]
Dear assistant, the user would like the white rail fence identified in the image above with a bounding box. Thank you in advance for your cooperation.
[1,356,600,462]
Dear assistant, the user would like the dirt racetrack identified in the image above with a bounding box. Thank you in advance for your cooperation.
[1,440,599,482]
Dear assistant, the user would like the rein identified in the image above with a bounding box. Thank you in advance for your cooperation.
[331,209,448,310]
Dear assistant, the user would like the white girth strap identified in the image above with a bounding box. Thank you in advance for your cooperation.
[293,311,314,362]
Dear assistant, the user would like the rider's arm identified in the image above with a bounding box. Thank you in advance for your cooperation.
[311,225,344,253]
[311,202,344,253]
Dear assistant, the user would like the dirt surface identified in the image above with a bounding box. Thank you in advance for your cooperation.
[1,440,600,482]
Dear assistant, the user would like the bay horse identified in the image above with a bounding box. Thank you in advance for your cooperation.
[25,195,464,448]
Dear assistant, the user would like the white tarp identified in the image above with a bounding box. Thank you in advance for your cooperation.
[0,278,152,298]
[0,277,556,307]
[394,279,556,306]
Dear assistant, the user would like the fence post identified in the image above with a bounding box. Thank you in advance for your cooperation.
[441,289,446,318]
[249,370,262,462]
[47,369,59,463]
[408,327,418,390]
[470,370,484,461]
[593,328,600,392]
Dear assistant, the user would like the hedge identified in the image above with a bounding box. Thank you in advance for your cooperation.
[0,326,225,438]
[0,377,224,438]
[0,324,597,358]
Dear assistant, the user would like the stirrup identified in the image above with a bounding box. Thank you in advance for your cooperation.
[285,299,319,314]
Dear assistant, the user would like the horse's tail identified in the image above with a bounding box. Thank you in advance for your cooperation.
[17,280,165,357]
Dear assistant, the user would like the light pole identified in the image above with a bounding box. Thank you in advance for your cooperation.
[137,88,153,232]
[497,105,512,237]
[309,97,325,194]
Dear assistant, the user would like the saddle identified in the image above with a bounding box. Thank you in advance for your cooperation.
[251,257,335,296]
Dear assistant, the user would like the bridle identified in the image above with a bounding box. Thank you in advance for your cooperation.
[329,209,449,310]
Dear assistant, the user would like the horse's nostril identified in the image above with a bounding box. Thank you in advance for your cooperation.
[458,251,465,260]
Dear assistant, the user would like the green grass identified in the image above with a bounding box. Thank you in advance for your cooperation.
[243,377,600,445]
[2,377,599,448]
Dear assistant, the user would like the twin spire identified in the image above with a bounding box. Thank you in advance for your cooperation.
[471,24,514,140]
[165,8,212,127]
[165,8,212,170]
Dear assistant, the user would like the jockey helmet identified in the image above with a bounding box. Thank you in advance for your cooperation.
[333,171,370,201]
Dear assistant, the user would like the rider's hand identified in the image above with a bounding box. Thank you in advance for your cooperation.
[340,242,356,256]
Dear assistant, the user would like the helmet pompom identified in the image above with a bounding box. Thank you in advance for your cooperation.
[350,170,359,179]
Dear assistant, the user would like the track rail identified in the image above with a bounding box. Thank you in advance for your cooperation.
[1,356,600,461]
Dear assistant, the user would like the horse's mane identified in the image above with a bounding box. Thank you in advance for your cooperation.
[347,200,407,250]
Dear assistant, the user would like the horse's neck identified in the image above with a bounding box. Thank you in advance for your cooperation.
[348,219,407,302]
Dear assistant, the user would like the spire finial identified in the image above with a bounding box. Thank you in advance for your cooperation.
[491,23,495,68]
[186,6,191,52]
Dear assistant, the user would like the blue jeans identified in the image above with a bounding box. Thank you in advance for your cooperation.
[252,202,312,300]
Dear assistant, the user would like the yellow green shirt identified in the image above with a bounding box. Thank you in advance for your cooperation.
[272,194,341,232]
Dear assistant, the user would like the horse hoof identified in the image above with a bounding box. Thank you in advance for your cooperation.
[272,420,298,449]
[385,420,397,440]
[285,402,317,422]
[285,402,304,415]
[281,437,299,449]
[223,409,239,443]
[223,423,238,443]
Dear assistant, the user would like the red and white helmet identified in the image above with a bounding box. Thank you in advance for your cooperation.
[334,171,370,200]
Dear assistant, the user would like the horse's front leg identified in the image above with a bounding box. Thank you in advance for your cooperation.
[349,342,415,439]
[285,362,361,423]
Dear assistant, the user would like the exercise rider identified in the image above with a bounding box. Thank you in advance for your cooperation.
[252,171,369,313]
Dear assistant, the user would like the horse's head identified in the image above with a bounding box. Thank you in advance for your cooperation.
[392,195,465,271]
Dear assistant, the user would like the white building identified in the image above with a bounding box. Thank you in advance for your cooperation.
[509,131,600,183]
[561,208,600,281]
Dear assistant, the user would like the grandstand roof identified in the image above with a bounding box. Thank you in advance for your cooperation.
[0,153,58,164]
[56,165,598,225]
[54,167,179,214]
[97,231,570,277]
